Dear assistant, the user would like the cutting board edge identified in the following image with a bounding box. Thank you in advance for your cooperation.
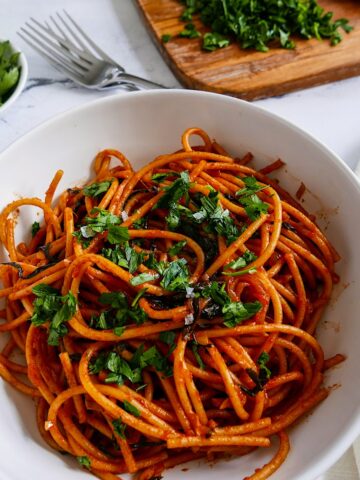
[135,0,360,100]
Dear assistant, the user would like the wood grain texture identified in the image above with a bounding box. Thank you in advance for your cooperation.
[135,0,360,100]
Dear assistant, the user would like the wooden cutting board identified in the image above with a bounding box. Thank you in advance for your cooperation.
[136,0,360,100]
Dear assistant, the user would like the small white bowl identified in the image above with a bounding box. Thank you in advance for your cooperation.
[0,40,28,114]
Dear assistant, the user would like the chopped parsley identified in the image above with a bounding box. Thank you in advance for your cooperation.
[203,32,230,51]
[77,456,91,470]
[241,351,272,397]
[161,34,172,43]
[0,41,20,106]
[236,178,269,220]
[123,400,141,417]
[83,180,111,198]
[90,343,173,381]
[159,330,177,355]
[112,418,126,439]
[223,250,257,276]
[192,191,240,245]
[102,242,145,273]
[73,208,129,244]
[94,291,147,332]
[160,258,190,291]
[224,250,257,271]
[31,284,77,346]
[168,240,187,256]
[179,0,352,52]
[179,23,201,39]
[191,342,205,369]
[155,171,192,229]
[200,281,262,327]
[130,272,160,286]
[31,221,40,237]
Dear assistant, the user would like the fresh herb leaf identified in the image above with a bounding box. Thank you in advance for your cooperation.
[239,194,269,220]
[74,208,129,244]
[77,456,91,470]
[223,301,262,328]
[224,250,257,270]
[236,177,266,197]
[258,351,271,380]
[107,226,130,245]
[0,41,20,105]
[241,353,271,397]
[31,285,77,345]
[191,342,205,369]
[112,418,126,439]
[83,180,111,198]
[130,272,159,286]
[179,22,201,39]
[159,330,177,355]
[31,221,40,237]
[98,291,147,327]
[152,171,179,182]
[123,400,141,417]
[161,34,172,43]
[179,0,352,52]
[168,240,187,256]
[132,344,173,377]
[160,258,190,292]
[203,32,230,51]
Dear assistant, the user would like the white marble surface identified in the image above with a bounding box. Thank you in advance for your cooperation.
[1,0,360,479]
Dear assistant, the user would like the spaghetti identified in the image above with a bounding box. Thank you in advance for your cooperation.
[0,128,343,479]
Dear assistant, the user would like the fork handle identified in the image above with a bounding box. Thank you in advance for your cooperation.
[104,71,168,90]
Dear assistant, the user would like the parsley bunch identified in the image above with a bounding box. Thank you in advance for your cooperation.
[180,0,352,52]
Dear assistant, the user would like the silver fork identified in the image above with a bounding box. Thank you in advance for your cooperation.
[18,11,167,91]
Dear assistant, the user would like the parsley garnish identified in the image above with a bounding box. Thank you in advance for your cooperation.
[241,351,272,397]
[236,178,269,220]
[222,301,262,328]
[155,171,192,229]
[130,272,159,286]
[191,342,205,369]
[77,456,91,470]
[83,180,111,198]
[31,284,77,346]
[159,330,177,355]
[160,258,190,291]
[193,191,240,245]
[112,418,126,439]
[168,240,187,256]
[224,250,257,271]
[103,351,142,385]
[97,291,147,330]
[73,208,129,244]
[102,242,145,273]
[123,400,141,417]
[31,221,40,237]
[200,281,262,327]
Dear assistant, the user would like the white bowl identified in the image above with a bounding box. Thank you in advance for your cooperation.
[0,40,28,114]
[0,90,360,480]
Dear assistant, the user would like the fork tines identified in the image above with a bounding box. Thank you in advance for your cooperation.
[18,10,120,83]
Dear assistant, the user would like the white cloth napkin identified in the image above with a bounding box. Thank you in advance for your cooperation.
[318,161,360,480]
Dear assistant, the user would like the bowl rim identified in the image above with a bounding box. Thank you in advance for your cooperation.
[0,38,28,114]
[0,89,360,480]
